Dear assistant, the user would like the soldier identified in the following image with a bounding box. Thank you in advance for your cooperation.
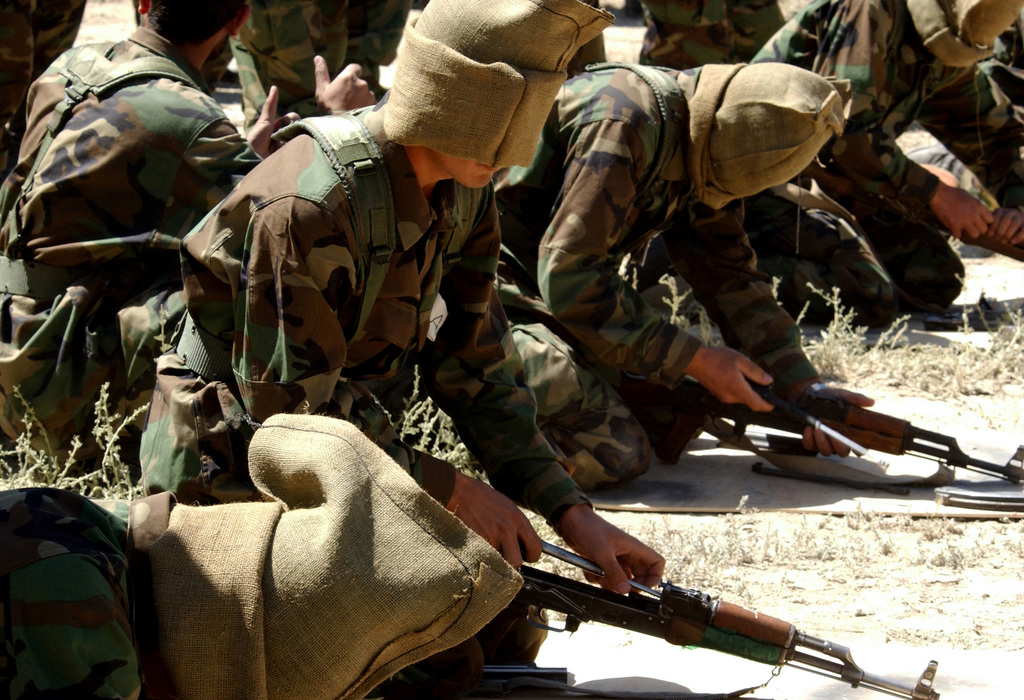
[141,0,663,600]
[0,0,347,473]
[232,0,405,128]
[492,62,874,491]
[744,0,1024,327]
[0,0,86,177]
[0,413,525,699]
[636,0,786,68]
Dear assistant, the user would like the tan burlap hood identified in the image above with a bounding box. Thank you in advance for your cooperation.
[384,0,613,168]
[685,63,848,210]
[148,414,522,700]
[908,0,1024,66]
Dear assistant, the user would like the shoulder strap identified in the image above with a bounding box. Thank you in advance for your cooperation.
[583,62,686,192]
[2,43,200,257]
[275,110,396,342]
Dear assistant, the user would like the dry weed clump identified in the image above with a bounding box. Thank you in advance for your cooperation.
[0,383,143,500]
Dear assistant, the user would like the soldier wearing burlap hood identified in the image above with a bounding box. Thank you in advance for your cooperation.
[0,415,523,699]
[493,61,877,491]
[140,0,665,693]
[743,0,1024,328]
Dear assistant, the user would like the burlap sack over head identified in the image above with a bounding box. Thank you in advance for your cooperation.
[149,414,521,700]
[908,0,1024,66]
[385,0,613,168]
[686,63,848,210]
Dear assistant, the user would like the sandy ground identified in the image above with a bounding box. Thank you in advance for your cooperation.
[75,1,1024,695]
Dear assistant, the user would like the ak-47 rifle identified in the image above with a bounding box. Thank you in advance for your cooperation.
[661,380,1023,483]
[514,542,940,699]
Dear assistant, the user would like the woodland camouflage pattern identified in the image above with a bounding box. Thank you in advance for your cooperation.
[493,66,818,489]
[637,0,785,68]
[0,0,86,173]
[0,488,139,698]
[141,103,589,522]
[0,28,260,466]
[746,0,1024,323]
[233,0,412,127]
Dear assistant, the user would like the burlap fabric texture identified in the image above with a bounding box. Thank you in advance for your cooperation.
[908,0,1024,66]
[385,0,613,168]
[686,62,848,210]
[147,414,522,700]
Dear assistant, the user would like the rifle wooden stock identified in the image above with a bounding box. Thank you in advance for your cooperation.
[967,234,1024,263]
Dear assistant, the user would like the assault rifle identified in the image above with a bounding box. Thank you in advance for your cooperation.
[514,542,940,699]
[658,380,1023,483]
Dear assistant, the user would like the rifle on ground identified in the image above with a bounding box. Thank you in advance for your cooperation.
[514,542,940,699]
[662,381,1023,483]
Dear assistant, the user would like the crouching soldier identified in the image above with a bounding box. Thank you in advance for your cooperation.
[493,61,875,491]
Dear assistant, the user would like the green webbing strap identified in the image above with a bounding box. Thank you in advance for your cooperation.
[0,256,90,299]
[584,62,686,192]
[4,43,199,255]
[176,312,235,382]
[275,111,395,342]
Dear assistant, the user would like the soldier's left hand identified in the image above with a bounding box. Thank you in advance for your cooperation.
[556,504,665,594]
[987,207,1024,245]
[246,85,300,158]
[787,381,874,457]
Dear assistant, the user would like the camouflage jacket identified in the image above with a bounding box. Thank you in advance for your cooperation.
[0,28,260,460]
[752,0,1024,218]
[493,66,817,394]
[142,102,587,521]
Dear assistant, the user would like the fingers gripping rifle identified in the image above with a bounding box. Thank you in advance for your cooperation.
[521,542,941,700]
[672,381,1024,483]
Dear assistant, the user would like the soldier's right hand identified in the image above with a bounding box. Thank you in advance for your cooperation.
[314,56,376,115]
[446,471,542,568]
[929,180,993,239]
[683,345,774,412]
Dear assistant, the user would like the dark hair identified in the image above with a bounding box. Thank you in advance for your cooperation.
[147,0,247,45]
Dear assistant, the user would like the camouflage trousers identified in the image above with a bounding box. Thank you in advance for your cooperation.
[637,0,785,68]
[511,321,656,491]
[232,0,413,128]
[0,0,85,174]
[744,191,963,328]
[0,489,138,699]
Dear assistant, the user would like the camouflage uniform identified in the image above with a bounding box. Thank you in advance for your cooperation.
[0,488,140,698]
[140,102,589,524]
[493,65,818,490]
[0,0,86,175]
[233,0,413,128]
[0,27,261,468]
[637,0,785,68]
[745,0,1024,325]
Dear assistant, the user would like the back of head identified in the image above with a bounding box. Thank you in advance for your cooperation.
[385,0,613,168]
[147,0,247,45]
[686,63,848,209]
[908,0,1024,66]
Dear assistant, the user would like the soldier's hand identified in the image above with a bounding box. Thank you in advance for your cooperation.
[929,180,993,239]
[987,207,1024,245]
[314,56,376,115]
[246,85,300,158]
[446,471,541,568]
[787,381,875,457]
[557,504,665,594]
[684,345,774,412]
